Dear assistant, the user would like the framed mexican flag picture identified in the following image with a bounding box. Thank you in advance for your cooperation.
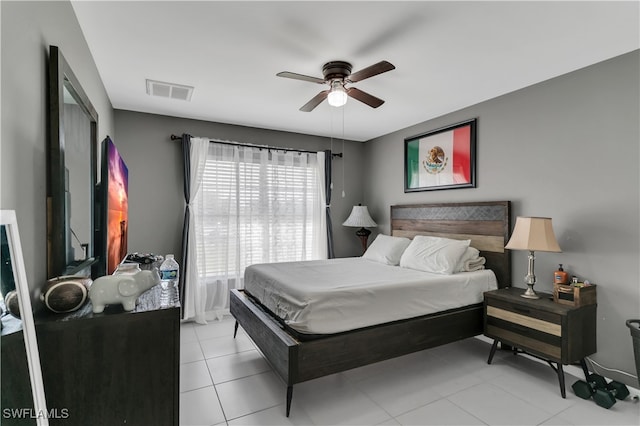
[404,118,477,192]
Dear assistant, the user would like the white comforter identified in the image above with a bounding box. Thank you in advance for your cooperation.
[244,258,497,334]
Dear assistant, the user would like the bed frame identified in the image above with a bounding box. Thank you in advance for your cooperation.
[230,200,511,416]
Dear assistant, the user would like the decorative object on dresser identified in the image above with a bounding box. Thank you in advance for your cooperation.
[505,216,561,299]
[484,287,597,398]
[404,118,476,192]
[342,204,377,254]
[41,275,92,313]
[88,269,160,313]
[4,290,21,318]
[231,200,511,416]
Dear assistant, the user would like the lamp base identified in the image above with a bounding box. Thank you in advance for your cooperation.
[355,227,371,255]
[521,285,540,299]
[520,250,540,299]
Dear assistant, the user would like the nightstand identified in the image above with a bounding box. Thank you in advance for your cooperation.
[484,287,597,397]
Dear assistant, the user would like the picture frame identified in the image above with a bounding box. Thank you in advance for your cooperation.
[404,118,477,192]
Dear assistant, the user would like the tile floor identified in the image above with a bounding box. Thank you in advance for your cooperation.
[180,316,640,426]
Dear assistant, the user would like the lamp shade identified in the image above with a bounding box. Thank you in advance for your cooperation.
[343,205,377,228]
[505,216,562,252]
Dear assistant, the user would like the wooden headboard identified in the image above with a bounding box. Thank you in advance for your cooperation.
[390,201,511,288]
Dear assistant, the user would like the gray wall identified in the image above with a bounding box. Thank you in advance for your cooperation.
[363,50,640,386]
[113,110,367,263]
[0,1,114,303]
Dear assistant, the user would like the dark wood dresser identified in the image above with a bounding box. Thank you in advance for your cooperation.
[2,285,180,426]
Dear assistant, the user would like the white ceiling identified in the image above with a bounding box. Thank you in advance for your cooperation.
[71,1,639,142]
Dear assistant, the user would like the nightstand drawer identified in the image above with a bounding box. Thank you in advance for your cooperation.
[486,324,561,360]
[487,298,562,328]
[486,306,561,336]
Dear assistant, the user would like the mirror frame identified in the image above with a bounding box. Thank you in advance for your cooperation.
[47,45,99,278]
[1,211,49,425]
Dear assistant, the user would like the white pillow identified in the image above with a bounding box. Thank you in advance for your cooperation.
[399,235,470,275]
[455,246,481,272]
[362,234,411,266]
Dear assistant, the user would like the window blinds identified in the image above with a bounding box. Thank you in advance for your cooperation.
[195,144,321,278]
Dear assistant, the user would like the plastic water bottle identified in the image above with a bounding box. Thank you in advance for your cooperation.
[159,254,179,307]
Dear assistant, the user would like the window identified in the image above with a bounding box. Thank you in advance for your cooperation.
[194,143,325,280]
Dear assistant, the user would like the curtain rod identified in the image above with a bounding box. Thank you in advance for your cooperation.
[170,134,342,158]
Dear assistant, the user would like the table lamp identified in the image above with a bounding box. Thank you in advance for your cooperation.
[505,216,562,299]
[343,204,377,254]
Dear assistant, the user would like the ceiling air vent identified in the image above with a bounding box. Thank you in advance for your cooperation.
[146,79,194,101]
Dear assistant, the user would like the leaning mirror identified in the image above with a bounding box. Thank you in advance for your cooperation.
[1,210,49,425]
[48,45,99,278]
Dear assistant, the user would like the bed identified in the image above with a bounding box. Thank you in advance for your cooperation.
[230,200,511,416]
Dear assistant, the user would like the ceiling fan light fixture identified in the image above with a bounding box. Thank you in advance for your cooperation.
[277,60,394,111]
[327,80,348,107]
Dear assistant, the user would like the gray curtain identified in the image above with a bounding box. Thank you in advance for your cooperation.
[180,133,191,318]
[324,150,335,258]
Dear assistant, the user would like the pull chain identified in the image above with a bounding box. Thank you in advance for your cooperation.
[330,106,334,190]
[342,104,346,198]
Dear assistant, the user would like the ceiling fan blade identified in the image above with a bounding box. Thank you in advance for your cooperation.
[300,90,329,112]
[348,61,395,83]
[276,71,326,84]
[346,87,385,108]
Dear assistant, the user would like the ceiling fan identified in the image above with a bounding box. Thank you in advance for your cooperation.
[276,60,395,112]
